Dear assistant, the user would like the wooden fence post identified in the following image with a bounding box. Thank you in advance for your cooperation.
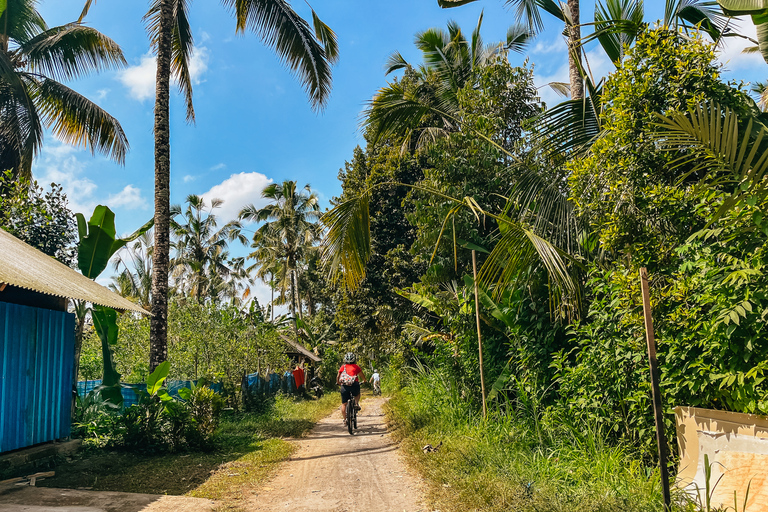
[472,250,487,419]
[640,267,671,510]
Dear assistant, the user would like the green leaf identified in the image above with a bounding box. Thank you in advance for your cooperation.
[177,387,192,401]
[77,205,153,279]
[486,365,511,401]
[457,239,490,254]
[147,361,171,396]
[396,288,438,312]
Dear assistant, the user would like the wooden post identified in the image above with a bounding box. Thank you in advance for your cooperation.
[640,267,671,510]
[472,250,487,419]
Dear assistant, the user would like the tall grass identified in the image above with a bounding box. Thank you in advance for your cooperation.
[386,364,694,512]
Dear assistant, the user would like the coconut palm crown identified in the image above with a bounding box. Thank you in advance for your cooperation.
[0,0,128,178]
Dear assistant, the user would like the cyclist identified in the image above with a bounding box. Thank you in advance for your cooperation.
[337,352,366,424]
[371,369,381,395]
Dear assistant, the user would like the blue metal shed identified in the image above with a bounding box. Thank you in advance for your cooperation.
[0,302,74,453]
[0,228,147,454]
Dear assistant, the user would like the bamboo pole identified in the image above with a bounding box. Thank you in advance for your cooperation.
[640,267,671,510]
[472,250,487,419]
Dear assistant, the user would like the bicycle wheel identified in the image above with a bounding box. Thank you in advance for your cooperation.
[353,407,358,429]
[347,401,354,435]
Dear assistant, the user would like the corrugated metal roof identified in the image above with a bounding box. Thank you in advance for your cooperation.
[279,334,321,362]
[0,228,149,315]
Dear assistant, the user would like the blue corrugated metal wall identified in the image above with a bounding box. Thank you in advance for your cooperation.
[0,302,74,453]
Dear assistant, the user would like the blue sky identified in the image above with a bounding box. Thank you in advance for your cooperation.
[32,0,767,304]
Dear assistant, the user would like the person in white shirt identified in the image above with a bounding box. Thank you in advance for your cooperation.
[371,370,381,395]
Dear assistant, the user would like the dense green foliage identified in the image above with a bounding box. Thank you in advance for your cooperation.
[0,170,77,264]
[79,299,289,386]
[326,25,768,494]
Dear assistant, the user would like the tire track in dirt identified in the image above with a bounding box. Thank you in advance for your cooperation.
[247,396,425,512]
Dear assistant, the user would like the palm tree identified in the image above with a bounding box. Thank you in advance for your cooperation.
[436,0,583,99]
[139,0,339,371]
[0,0,128,178]
[171,194,246,303]
[247,231,285,322]
[240,181,322,336]
[365,14,531,151]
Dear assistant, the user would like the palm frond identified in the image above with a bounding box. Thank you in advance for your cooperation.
[437,0,480,7]
[78,0,96,22]
[221,0,334,110]
[0,0,46,44]
[507,165,581,254]
[0,62,42,178]
[320,192,370,291]
[20,23,126,82]
[504,0,546,33]
[478,215,580,319]
[750,81,768,111]
[651,100,768,219]
[33,78,129,164]
[505,23,532,53]
[670,0,729,40]
[311,8,339,64]
[594,0,645,64]
[145,0,196,122]
[363,79,457,146]
[384,51,410,75]
[543,81,570,97]
[529,79,603,157]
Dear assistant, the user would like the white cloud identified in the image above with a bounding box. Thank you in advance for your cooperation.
[531,37,566,56]
[34,145,98,215]
[183,174,196,183]
[96,89,110,102]
[188,46,209,84]
[33,143,147,216]
[107,185,148,210]
[118,47,210,101]
[210,163,227,171]
[117,54,156,101]
[199,172,273,223]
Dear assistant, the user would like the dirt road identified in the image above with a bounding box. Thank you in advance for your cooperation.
[247,396,425,512]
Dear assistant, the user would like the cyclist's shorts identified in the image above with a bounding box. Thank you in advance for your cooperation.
[340,382,360,403]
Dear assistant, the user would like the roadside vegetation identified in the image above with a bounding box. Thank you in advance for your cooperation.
[41,393,338,510]
[4,0,768,510]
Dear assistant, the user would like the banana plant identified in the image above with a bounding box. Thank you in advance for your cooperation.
[74,205,153,406]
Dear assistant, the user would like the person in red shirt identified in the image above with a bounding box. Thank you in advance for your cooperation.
[336,352,366,424]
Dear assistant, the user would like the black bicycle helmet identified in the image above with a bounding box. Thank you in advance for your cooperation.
[343,352,356,363]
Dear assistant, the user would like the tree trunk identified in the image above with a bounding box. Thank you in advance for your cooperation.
[567,0,583,101]
[291,269,300,343]
[270,271,274,323]
[294,269,303,322]
[149,0,174,372]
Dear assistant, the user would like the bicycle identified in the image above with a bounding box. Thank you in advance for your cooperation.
[372,382,381,396]
[346,396,358,435]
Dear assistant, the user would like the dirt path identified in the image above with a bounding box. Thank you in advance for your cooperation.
[247,396,425,512]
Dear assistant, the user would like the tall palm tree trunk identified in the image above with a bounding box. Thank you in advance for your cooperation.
[149,0,174,372]
[567,0,583,101]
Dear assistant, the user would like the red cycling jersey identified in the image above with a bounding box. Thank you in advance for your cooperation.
[338,363,363,382]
